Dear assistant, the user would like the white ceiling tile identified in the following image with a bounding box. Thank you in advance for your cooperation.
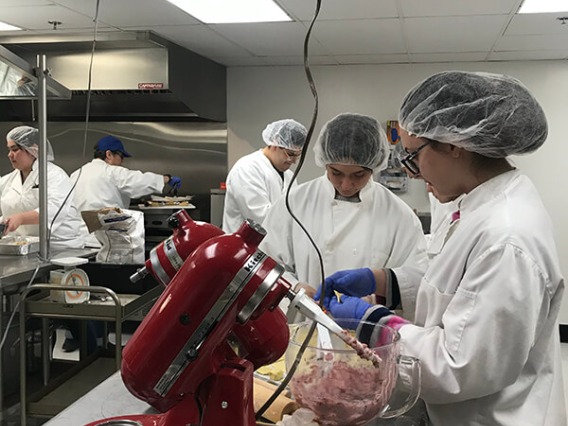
[2,0,55,6]
[399,0,520,17]
[96,1,201,27]
[334,53,411,64]
[278,0,399,21]
[209,56,270,67]
[50,0,101,16]
[505,13,568,35]
[0,5,97,30]
[210,21,327,56]
[410,52,489,62]
[135,25,253,58]
[312,19,406,55]
[0,0,566,66]
[404,15,507,53]
[265,55,340,66]
[495,34,568,51]
[488,50,568,61]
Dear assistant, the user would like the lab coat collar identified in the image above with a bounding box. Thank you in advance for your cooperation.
[321,172,375,203]
[459,169,520,221]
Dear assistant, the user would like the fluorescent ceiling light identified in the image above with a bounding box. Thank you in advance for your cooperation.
[0,21,22,31]
[166,0,291,23]
[518,0,568,13]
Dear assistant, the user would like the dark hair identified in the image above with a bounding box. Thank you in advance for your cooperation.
[93,146,106,160]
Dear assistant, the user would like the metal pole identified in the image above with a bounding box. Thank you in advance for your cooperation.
[37,54,49,260]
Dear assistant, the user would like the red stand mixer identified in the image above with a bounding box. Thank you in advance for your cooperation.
[86,211,340,426]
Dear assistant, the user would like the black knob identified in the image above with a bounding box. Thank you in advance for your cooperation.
[168,214,180,228]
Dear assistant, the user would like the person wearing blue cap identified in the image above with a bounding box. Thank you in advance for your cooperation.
[70,135,182,246]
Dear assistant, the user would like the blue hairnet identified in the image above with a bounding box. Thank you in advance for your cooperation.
[262,119,307,150]
[6,125,54,161]
[398,71,547,158]
[314,113,389,171]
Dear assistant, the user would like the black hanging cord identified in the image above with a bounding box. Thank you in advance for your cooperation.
[45,0,100,254]
[255,0,323,420]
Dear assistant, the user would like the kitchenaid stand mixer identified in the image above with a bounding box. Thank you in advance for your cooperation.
[86,212,346,426]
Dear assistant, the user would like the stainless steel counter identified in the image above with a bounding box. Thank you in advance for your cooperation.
[44,371,156,425]
[0,248,98,414]
[0,248,98,292]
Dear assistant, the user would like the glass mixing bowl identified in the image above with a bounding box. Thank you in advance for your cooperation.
[286,319,420,426]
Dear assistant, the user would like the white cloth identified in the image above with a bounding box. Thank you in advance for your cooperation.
[260,174,428,322]
[399,169,566,425]
[0,161,85,249]
[222,150,296,233]
[70,159,164,246]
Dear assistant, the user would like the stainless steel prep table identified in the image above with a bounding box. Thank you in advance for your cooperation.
[0,248,98,418]
[44,371,390,426]
[44,371,156,425]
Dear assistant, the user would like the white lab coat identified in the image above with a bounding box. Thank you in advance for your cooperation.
[222,150,296,233]
[394,170,566,425]
[0,161,85,249]
[260,174,428,321]
[70,159,164,245]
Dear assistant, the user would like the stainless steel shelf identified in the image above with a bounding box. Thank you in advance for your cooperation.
[19,284,163,425]
[24,285,162,321]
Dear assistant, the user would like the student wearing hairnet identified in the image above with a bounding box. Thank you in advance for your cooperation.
[222,119,307,233]
[260,113,428,323]
[0,126,86,249]
[71,135,182,246]
[321,72,566,425]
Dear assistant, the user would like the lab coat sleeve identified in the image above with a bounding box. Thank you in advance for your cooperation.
[41,164,73,226]
[399,243,549,404]
[0,174,9,216]
[228,163,276,226]
[388,214,428,320]
[109,166,164,200]
[259,195,298,284]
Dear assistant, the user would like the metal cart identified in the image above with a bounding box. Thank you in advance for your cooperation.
[18,283,162,425]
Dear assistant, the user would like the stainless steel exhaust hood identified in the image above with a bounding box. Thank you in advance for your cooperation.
[0,32,226,122]
[0,44,71,99]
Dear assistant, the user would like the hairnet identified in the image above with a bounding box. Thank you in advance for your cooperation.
[398,71,547,158]
[314,113,389,171]
[262,119,307,150]
[6,125,54,161]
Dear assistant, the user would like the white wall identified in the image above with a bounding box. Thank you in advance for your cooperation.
[227,61,568,322]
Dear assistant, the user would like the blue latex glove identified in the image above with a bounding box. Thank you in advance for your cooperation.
[168,176,182,190]
[314,268,376,306]
[327,295,372,328]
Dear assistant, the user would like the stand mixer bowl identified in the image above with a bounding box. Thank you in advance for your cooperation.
[286,320,419,426]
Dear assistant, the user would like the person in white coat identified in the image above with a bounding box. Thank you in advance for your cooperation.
[222,119,307,233]
[322,71,566,426]
[70,135,181,246]
[260,113,428,323]
[0,126,85,250]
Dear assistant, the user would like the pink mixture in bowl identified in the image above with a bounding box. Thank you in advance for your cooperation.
[287,321,400,425]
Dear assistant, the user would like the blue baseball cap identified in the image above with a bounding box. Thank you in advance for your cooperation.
[96,135,132,158]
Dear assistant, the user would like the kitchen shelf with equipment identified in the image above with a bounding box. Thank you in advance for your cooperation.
[18,282,163,424]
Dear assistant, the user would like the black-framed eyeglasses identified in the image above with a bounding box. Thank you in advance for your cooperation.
[280,147,302,158]
[401,141,431,175]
